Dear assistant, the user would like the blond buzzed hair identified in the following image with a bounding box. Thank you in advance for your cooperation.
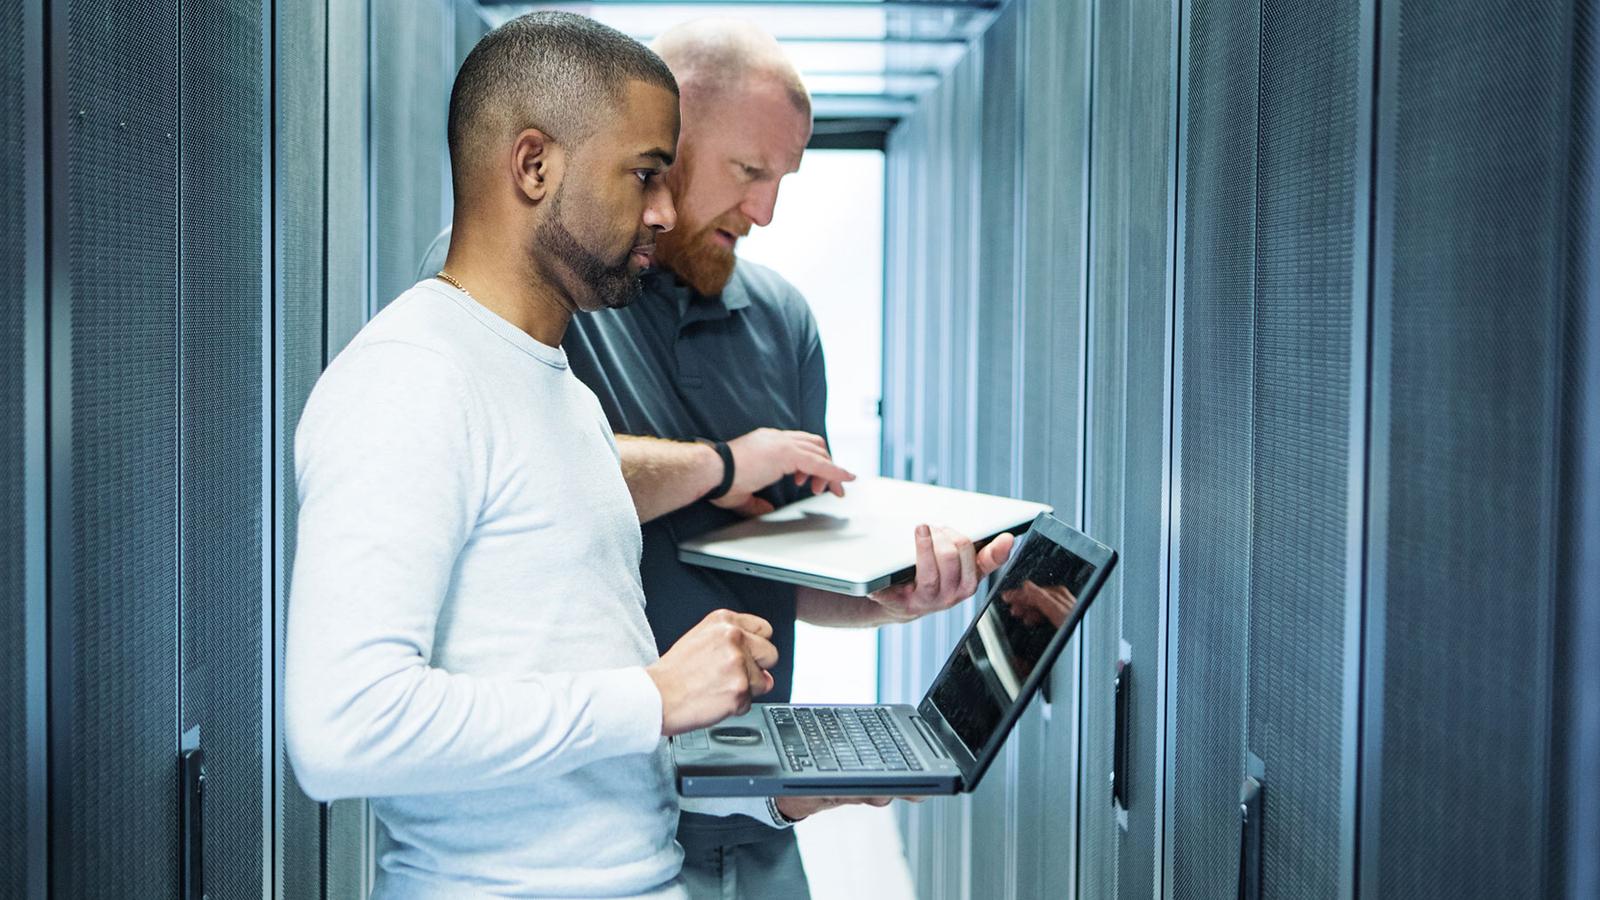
[650,19,810,118]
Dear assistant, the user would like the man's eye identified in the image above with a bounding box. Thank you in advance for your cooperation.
[635,170,654,184]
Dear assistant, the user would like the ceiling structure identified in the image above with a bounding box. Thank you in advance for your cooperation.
[477,0,1005,124]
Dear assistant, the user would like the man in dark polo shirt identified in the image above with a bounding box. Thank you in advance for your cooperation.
[419,20,1013,898]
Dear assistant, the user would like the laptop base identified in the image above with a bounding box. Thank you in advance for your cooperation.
[673,704,964,797]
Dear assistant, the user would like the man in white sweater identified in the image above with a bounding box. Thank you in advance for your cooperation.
[286,13,780,898]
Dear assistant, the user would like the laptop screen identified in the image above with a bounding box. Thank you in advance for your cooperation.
[925,528,1101,758]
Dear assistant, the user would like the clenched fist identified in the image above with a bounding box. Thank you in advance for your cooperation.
[647,610,780,737]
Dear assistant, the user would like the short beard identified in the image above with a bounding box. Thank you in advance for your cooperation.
[535,187,642,312]
[656,219,737,298]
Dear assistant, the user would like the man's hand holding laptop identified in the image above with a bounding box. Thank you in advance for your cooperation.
[869,525,1017,623]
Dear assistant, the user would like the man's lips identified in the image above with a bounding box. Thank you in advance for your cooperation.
[630,245,655,267]
[712,228,743,248]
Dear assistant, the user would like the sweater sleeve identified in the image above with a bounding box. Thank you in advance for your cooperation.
[284,340,663,802]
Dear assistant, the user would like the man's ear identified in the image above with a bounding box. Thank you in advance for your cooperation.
[510,127,562,205]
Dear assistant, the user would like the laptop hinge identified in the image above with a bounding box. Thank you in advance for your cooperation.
[911,715,952,760]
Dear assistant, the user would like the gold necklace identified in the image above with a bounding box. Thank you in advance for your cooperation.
[436,269,471,298]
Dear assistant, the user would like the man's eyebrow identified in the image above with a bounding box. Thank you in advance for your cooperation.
[637,148,674,167]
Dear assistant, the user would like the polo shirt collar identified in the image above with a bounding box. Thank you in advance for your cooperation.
[646,266,752,326]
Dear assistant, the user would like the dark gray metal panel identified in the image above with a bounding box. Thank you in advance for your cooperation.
[275,0,328,895]
[18,0,47,894]
[1564,9,1600,896]
[326,799,371,899]
[48,0,180,895]
[370,0,452,310]
[1015,0,1093,896]
[1166,1,1258,898]
[178,2,266,899]
[1080,1,1176,898]
[1080,2,1130,898]
[1,0,33,891]
[1364,1,1572,896]
[1119,2,1177,896]
[1248,2,1364,896]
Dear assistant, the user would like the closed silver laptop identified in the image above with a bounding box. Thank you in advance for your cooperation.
[677,476,1053,596]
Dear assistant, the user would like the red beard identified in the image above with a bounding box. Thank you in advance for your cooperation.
[656,215,747,297]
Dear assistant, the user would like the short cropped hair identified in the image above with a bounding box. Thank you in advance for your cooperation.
[652,19,810,118]
[447,11,678,200]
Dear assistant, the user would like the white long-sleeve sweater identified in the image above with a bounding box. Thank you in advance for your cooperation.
[285,281,765,899]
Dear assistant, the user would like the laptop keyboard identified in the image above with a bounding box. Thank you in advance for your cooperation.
[769,706,925,773]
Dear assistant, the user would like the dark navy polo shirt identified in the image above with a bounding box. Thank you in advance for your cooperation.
[564,259,829,703]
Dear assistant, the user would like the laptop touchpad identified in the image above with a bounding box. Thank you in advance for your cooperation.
[710,726,764,746]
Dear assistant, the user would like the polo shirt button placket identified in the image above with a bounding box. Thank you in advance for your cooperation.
[676,326,704,390]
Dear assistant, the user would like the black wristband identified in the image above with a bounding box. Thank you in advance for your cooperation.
[696,438,735,501]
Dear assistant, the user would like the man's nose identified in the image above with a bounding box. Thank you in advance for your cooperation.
[644,182,676,233]
[741,181,781,229]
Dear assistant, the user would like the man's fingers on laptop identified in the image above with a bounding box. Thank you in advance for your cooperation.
[794,451,853,491]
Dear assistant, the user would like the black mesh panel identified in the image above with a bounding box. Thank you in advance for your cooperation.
[179,1,265,896]
[1170,0,1258,897]
[54,1,180,895]
[1249,1,1360,895]
[0,0,27,889]
[1371,0,1571,895]
[276,0,327,893]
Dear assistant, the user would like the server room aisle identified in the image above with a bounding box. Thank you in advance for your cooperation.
[4,1,1599,899]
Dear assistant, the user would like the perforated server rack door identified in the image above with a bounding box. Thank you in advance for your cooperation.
[47,0,182,895]
[274,0,329,894]
[178,1,268,899]
[1361,0,1583,896]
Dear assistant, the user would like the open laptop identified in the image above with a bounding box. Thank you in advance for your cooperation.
[677,476,1053,596]
[673,512,1116,797]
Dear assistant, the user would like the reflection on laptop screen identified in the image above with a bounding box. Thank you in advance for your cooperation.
[926,531,1099,757]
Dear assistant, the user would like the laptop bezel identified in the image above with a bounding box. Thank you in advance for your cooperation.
[915,512,1118,790]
